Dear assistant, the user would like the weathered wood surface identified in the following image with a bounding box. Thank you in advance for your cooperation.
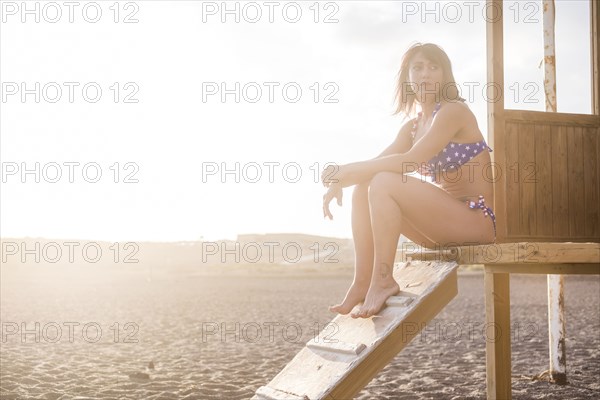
[496,119,600,242]
[484,263,600,275]
[252,261,458,400]
[593,0,600,115]
[398,242,600,265]
[484,271,511,400]
[547,274,568,384]
[504,110,600,126]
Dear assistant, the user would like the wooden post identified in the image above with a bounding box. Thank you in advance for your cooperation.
[484,270,512,400]
[547,274,567,383]
[485,1,510,397]
[543,0,568,384]
[591,0,600,115]
[486,0,505,241]
[543,0,557,112]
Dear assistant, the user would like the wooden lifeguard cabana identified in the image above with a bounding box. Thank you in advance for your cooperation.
[406,0,600,397]
[475,0,600,398]
[254,1,600,399]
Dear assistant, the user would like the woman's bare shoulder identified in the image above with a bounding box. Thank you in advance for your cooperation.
[444,101,483,140]
[439,100,473,116]
[438,101,478,127]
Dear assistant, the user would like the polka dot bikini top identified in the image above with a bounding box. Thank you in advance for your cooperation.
[411,103,492,182]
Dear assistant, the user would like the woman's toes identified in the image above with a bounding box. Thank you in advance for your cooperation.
[329,304,343,313]
[329,282,369,315]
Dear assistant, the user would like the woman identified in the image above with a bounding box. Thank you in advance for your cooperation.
[321,43,495,319]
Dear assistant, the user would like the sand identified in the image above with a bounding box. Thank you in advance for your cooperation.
[1,264,599,399]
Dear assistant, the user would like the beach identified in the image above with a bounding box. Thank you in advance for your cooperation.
[1,264,599,399]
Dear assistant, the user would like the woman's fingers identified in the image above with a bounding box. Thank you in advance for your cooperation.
[323,185,342,220]
[335,187,343,206]
[323,204,333,220]
[323,191,334,219]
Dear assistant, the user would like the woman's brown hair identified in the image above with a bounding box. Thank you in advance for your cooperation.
[393,43,464,117]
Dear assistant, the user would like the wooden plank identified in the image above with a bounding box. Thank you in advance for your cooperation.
[478,235,599,243]
[462,242,600,264]
[535,124,553,236]
[487,0,505,243]
[504,110,600,126]
[385,295,414,307]
[567,126,585,237]
[255,386,308,400]
[484,272,511,400]
[592,0,600,115]
[583,127,600,239]
[252,261,458,400]
[551,125,570,237]
[485,263,600,275]
[327,266,458,400]
[305,339,367,356]
[397,242,600,265]
[518,123,536,236]
[395,243,458,262]
[505,121,520,237]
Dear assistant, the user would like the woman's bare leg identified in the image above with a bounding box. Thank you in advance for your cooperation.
[329,181,436,314]
[353,173,495,318]
[351,174,402,318]
[329,183,374,314]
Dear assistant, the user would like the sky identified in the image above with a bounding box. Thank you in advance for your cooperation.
[0,0,593,242]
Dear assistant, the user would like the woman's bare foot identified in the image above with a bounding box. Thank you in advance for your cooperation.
[351,277,400,318]
[329,281,370,315]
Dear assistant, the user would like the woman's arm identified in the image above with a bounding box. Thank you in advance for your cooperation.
[336,103,468,187]
[324,118,415,187]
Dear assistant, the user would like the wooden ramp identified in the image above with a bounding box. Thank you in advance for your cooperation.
[252,260,459,400]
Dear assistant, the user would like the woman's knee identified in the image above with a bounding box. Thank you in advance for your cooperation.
[368,172,399,199]
[352,182,369,203]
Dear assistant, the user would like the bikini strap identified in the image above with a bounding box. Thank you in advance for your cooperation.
[411,103,441,143]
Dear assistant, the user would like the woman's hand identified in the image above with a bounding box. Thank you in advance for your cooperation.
[323,183,343,220]
[321,163,351,188]
[321,164,338,187]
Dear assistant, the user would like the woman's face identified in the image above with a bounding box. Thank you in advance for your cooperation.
[408,51,444,101]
